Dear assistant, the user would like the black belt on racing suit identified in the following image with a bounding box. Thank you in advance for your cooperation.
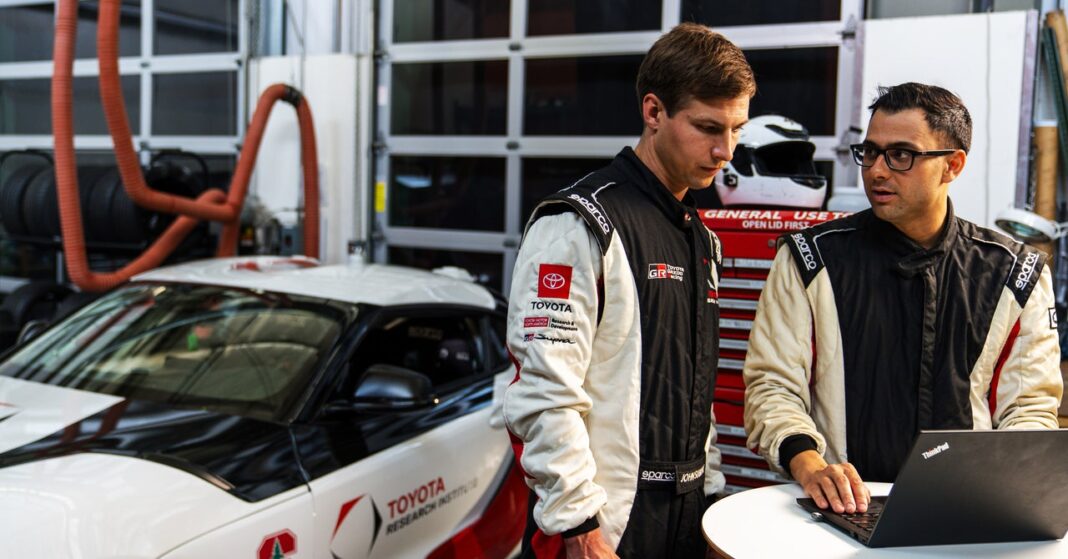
[636,456,705,495]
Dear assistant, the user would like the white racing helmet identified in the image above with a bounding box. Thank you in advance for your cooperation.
[714,115,828,209]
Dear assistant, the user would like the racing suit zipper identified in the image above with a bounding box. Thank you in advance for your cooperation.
[916,266,938,428]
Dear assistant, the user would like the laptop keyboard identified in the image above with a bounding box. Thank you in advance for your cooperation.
[841,509,881,533]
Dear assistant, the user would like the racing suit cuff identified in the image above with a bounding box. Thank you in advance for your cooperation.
[562,516,600,538]
[778,434,818,473]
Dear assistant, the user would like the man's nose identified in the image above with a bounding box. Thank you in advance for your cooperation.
[713,134,734,162]
[867,151,892,179]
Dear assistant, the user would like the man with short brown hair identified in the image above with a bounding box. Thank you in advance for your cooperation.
[504,23,755,559]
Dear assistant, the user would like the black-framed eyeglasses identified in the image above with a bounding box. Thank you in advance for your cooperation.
[849,144,957,172]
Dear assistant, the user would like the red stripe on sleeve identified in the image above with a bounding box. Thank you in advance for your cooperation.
[988,318,1021,416]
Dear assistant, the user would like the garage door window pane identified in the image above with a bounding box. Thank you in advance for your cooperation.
[524,55,643,136]
[745,47,837,136]
[388,247,503,290]
[155,0,239,55]
[0,2,140,62]
[389,156,505,231]
[681,0,839,27]
[521,157,611,225]
[392,61,508,135]
[0,76,140,135]
[527,0,662,36]
[393,0,509,42]
[153,72,237,136]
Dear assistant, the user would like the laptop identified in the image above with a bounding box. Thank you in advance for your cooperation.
[796,429,1068,548]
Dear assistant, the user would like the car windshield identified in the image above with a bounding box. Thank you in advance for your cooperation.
[0,282,352,422]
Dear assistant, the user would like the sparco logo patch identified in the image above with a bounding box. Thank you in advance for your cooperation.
[648,263,685,281]
[641,470,675,482]
[568,193,611,234]
[1015,252,1039,290]
[791,233,817,271]
[537,264,573,299]
[530,300,573,312]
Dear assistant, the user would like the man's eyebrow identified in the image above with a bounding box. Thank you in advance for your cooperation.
[861,140,922,150]
[692,117,749,129]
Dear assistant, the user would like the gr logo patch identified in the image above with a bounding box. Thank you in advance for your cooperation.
[538,264,573,298]
[1050,307,1058,330]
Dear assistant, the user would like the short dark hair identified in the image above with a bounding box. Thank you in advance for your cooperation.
[868,82,972,153]
[636,23,756,116]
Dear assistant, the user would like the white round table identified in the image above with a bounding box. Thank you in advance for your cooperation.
[703,483,1068,558]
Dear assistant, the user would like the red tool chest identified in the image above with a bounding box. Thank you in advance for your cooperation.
[701,209,850,494]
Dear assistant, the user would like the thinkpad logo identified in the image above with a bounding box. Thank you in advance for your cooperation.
[921,442,949,460]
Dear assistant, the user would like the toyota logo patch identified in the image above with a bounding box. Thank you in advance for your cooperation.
[537,264,573,298]
[543,273,566,290]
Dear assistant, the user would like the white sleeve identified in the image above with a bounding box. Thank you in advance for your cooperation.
[503,212,607,535]
[994,266,1063,429]
[743,245,827,476]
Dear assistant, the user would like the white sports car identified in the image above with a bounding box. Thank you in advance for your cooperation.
[0,257,525,559]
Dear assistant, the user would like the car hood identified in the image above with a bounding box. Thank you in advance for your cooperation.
[0,452,295,558]
[0,376,306,502]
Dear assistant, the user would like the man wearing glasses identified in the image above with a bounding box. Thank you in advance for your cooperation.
[743,82,1063,515]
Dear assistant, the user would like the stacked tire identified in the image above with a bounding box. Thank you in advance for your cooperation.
[0,161,204,244]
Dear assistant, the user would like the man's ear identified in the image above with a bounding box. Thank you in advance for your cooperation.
[641,93,664,131]
[942,149,967,183]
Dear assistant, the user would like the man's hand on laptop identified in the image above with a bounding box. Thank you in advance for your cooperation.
[790,450,870,514]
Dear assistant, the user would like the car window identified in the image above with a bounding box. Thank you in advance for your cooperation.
[0,283,352,422]
[482,314,510,372]
[347,312,489,393]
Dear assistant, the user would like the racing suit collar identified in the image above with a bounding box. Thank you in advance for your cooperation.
[616,147,700,230]
[869,199,958,277]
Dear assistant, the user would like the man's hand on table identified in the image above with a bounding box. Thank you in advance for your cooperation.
[789,450,870,514]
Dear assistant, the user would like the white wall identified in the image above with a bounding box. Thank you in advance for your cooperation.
[861,11,1030,228]
[248,54,360,265]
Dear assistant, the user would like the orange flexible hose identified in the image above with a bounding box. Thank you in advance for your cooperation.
[215,85,320,257]
[97,0,319,258]
[53,0,228,291]
[97,0,234,222]
[51,0,320,292]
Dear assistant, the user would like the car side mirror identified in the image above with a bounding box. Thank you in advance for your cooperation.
[347,364,439,413]
[16,319,49,346]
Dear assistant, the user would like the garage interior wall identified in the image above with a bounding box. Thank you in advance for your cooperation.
[374,0,864,292]
[860,10,1032,228]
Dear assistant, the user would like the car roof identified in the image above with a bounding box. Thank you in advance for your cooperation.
[132,256,497,310]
